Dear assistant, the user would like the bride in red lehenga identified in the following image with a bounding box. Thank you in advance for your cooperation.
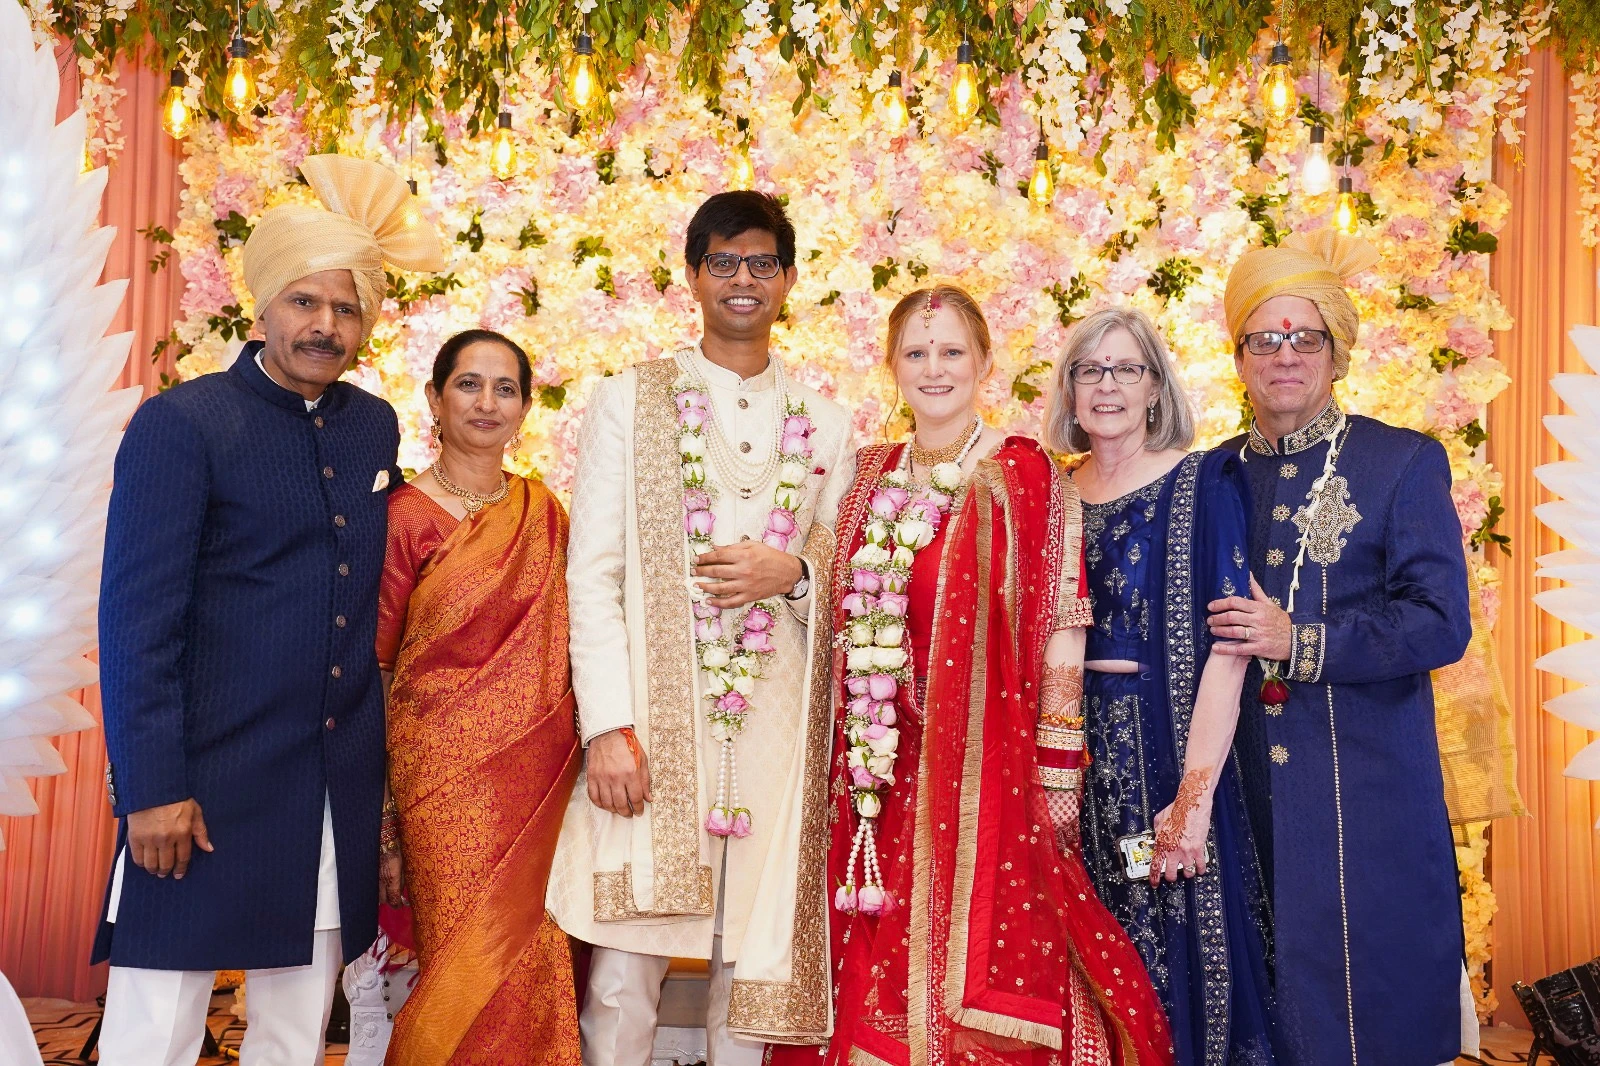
[772,286,1173,1066]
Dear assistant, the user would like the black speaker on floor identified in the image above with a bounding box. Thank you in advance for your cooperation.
[1516,956,1600,1066]
[325,981,350,1044]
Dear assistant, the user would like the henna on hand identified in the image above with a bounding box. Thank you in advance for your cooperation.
[1154,767,1211,855]
[1039,663,1084,726]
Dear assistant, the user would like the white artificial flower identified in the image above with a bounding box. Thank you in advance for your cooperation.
[702,646,732,669]
[778,459,808,486]
[850,620,875,646]
[894,519,933,549]
[930,462,963,493]
[855,793,883,818]
[867,754,895,777]
[865,519,891,546]
[892,546,914,567]
[847,647,876,672]
[732,673,756,696]
[874,623,904,648]
[872,647,908,670]
[680,432,706,459]
[848,746,867,768]
[710,718,730,742]
[684,461,706,485]
[774,486,802,511]
[867,732,898,757]
[706,670,734,695]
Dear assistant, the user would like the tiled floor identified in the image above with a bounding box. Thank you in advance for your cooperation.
[26,995,1535,1066]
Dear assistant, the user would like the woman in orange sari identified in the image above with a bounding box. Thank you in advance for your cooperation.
[376,329,581,1065]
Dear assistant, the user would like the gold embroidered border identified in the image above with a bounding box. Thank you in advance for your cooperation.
[727,519,835,1042]
[941,464,1063,1051]
[848,1049,898,1066]
[1052,469,1087,633]
[594,863,714,921]
[1056,596,1094,629]
[623,357,713,917]
[1289,623,1326,683]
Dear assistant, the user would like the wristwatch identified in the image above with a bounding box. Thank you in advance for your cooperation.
[785,567,811,601]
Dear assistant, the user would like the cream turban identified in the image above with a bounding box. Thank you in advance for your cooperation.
[242,155,445,343]
[1222,229,1379,381]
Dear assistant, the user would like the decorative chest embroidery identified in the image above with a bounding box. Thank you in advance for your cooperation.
[1269,745,1289,765]
[1290,475,1362,566]
[1272,504,1291,522]
[1266,548,1286,567]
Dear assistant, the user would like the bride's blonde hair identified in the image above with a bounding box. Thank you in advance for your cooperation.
[883,285,995,378]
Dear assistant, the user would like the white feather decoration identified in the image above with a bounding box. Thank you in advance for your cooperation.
[0,0,141,849]
[1535,325,1600,820]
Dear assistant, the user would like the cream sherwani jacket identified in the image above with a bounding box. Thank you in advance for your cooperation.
[548,346,851,1044]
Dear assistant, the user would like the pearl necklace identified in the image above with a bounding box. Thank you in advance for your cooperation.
[430,457,508,514]
[678,349,788,500]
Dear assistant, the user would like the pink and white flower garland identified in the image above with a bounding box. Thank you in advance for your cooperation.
[834,455,965,916]
[675,376,816,839]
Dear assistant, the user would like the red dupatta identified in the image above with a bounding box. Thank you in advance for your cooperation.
[802,438,1173,1066]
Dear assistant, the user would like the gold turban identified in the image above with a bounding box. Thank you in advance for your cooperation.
[1222,229,1379,381]
[242,155,445,343]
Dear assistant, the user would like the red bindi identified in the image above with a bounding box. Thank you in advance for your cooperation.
[1281,317,1293,329]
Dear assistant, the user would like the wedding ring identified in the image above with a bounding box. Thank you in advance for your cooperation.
[1244,625,1253,640]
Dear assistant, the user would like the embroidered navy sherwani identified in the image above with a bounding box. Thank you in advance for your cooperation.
[1224,401,1470,1066]
[92,340,399,970]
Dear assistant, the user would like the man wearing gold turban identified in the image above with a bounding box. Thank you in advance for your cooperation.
[92,156,442,1065]
[1204,230,1472,1066]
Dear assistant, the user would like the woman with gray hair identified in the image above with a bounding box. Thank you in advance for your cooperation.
[1045,307,1286,1066]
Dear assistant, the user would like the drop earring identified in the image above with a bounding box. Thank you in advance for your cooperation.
[430,416,442,442]
[508,431,524,452]
[1147,404,1156,424]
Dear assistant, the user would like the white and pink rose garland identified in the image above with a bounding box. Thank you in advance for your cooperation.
[676,375,816,839]
[834,454,966,916]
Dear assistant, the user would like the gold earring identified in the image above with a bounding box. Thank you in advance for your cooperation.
[430,416,441,442]
[508,431,523,452]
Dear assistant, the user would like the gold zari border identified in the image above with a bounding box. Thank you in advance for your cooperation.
[594,863,714,921]
[1039,765,1084,792]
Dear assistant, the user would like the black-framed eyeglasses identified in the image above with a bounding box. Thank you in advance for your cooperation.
[699,253,784,279]
[1240,329,1331,356]
[1070,363,1149,385]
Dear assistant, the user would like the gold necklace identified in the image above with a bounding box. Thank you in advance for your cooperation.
[911,418,982,468]
[431,457,508,515]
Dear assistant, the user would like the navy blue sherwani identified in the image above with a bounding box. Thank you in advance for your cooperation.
[1225,401,1470,1066]
[93,340,399,970]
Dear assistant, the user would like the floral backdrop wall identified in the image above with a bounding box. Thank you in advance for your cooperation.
[122,6,1544,1016]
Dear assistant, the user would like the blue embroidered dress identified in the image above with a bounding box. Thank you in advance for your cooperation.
[1223,400,1470,1066]
[1079,450,1285,1066]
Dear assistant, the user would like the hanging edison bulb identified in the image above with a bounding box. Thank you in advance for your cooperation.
[489,111,517,180]
[1333,175,1359,235]
[879,70,910,132]
[403,178,423,228]
[223,34,259,116]
[1301,123,1332,196]
[160,70,192,140]
[569,32,599,111]
[1261,42,1296,125]
[948,37,980,127]
[1028,138,1054,206]
[731,142,755,190]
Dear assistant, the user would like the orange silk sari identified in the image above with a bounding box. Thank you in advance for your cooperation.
[379,478,581,1065]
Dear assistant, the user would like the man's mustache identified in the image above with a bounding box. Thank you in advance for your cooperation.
[295,338,346,356]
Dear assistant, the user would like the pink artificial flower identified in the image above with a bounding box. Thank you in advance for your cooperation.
[841,592,875,616]
[864,723,888,740]
[692,600,720,619]
[705,807,734,836]
[763,531,791,551]
[783,414,815,437]
[850,765,877,789]
[876,890,899,916]
[846,677,871,697]
[716,691,749,715]
[685,510,715,537]
[857,885,887,916]
[778,432,809,456]
[684,488,713,512]
[852,569,883,594]
[881,572,908,594]
[867,674,896,702]
[876,592,909,618]
[834,884,859,913]
[675,389,710,412]
[694,617,723,643]
[879,707,897,727]
[679,407,707,430]
[730,809,753,838]
[743,606,775,632]
[848,696,873,719]
[740,630,777,654]
[765,509,798,537]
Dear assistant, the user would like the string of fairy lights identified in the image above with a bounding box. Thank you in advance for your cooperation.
[150,8,1359,233]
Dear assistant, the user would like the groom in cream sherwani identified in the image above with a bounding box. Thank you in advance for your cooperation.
[549,191,852,1064]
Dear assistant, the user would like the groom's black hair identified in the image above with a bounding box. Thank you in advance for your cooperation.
[684,191,797,273]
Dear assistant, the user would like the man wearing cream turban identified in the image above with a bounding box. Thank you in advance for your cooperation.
[93,156,441,1065]
[1204,230,1472,1066]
